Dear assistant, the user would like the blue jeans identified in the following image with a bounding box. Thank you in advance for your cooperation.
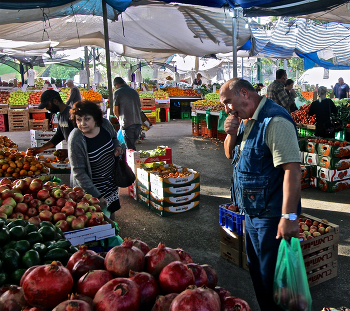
[123,124,141,151]
[245,215,284,311]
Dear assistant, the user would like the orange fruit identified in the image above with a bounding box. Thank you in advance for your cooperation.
[27,171,33,175]
[9,162,16,168]
[30,165,37,172]
[2,164,9,171]
[34,170,41,175]
[16,162,23,169]
[14,168,20,173]
[20,170,28,176]
[36,164,43,170]
[4,173,10,177]
[12,172,19,178]
[23,164,30,171]
[7,167,14,174]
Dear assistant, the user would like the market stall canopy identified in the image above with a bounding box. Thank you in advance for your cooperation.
[240,0,348,17]
[0,2,251,60]
[248,18,350,67]
[299,3,350,24]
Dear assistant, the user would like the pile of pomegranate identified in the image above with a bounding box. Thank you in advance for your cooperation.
[0,239,251,311]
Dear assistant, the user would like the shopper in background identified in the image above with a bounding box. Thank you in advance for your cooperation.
[267,69,295,113]
[29,90,75,156]
[309,86,338,139]
[66,79,82,106]
[220,78,301,311]
[192,73,202,86]
[333,77,349,99]
[254,83,264,94]
[68,100,123,219]
[285,79,298,113]
[113,77,142,151]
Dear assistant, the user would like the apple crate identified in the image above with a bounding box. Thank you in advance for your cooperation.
[140,98,155,107]
[299,213,339,255]
[307,260,337,288]
[31,113,46,120]
[136,192,150,208]
[220,226,242,252]
[29,119,49,131]
[304,152,319,166]
[149,168,199,188]
[317,167,350,182]
[317,178,350,192]
[318,156,350,170]
[8,120,29,132]
[301,178,310,189]
[150,182,200,198]
[318,141,350,158]
[220,241,242,267]
[303,244,338,273]
[0,107,8,114]
[30,129,56,140]
[301,165,311,179]
[149,191,200,208]
[8,108,29,122]
[149,200,199,217]
[29,108,47,113]
[219,203,245,235]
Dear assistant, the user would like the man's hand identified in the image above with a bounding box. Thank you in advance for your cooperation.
[100,197,108,208]
[114,146,123,157]
[224,115,240,136]
[276,218,299,240]
[27,147,42,155]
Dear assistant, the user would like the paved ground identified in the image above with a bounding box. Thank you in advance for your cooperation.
[5,119,350,311]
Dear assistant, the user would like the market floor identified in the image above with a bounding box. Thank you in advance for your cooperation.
[5,119,350,311]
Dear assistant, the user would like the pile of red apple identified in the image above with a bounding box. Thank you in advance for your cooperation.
[28,91,42,106]
[298,217,331,241]
[0,91,10,105]
[0,177,108,232]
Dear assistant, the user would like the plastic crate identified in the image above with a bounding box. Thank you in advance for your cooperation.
[217,131,227,141]
[219,204,245,235]
[32,112,46,120]
[181,112,191,119]
[192,122,201,136]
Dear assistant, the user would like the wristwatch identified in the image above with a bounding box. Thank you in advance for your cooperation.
[281,213,297,221]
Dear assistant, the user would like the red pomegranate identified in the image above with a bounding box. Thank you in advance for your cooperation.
[129,271,159,308]
[0,284,11,296]
[159,261,195,294]
[274,287,290,309]
[214,286,231,304]
[20,265,40,286]
[187,263,208,287]
[22,261,74,310]
[174,248,193,264]
[201,264,218,289]
[68,294,93,308]
[105,238,145,277]
[288,294,309,311]
[72,253,105,280]
[66,246,97,272]
[170,285,221,311]
[145,243,180,277]
[22,307,44,311]
[93,278,141,311]
[222,296,251,311]
[77,270,114,298]
[151,293,178,311]
[0,285,27,311]
[132,239,150,256]
[52,300,93,311]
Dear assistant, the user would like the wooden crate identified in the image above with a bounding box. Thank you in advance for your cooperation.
[140,98,155,108]
[148,116,157,125]
[8,120,29,132]
[8,105,28,109]
[29,119,49,131]
[0,107,8,114]
[29,108,47,113]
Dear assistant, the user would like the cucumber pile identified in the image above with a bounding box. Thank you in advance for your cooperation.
[0,218,78,286]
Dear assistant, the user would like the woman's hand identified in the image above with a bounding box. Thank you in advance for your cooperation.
[100,197,108,208]
[114,146,124,157]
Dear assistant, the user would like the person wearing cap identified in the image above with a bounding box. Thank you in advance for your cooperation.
[28,90,75,155]
[66,79,81,106]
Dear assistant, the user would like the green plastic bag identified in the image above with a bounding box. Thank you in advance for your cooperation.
[217,110,228,132]
[205,109,212,129]
[273,238,312,311]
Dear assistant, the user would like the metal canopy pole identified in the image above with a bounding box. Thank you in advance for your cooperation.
[232,9,238,79]
[84,46,90,89]
[102,0,113,113]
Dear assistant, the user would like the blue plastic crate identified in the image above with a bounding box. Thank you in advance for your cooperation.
[219,203,245,235]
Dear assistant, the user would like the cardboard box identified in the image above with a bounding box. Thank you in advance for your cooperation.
[303,244,338,272]
[301,178,310,189]
[63,217,115,246]
[318,142,350,158]
[301,165,311,179]
[298,138,307,152]
[30,129,55,140]
[150,169,200,188]
[136,167,150,187]
[136,180,150,195]
[317,167,350,182]
[307,261,337,288]
[318,156,350,170]
[241,252,249,271]
[30,139,49,148]
[317,178,350,192]
[220,242,241,267]
[306,140,318,153]
[137,192,150,208]
[56,140,68,150]
[151,182,200,198]
[127,147,172,173]
[310,176,317,187]
[149,191,200,207]
[299,213,339,255]
[304,153,318,166]
[149,200,199,217]
[220,226,242,251]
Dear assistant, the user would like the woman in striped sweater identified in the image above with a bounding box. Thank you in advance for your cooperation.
[68,100,123,219]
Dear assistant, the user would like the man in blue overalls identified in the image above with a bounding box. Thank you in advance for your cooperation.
[220,78,301,311]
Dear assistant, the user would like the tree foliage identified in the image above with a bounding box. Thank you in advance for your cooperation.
[49,64,79,79]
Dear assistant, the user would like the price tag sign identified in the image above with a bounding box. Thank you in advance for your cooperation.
[52,84,58,91]
[141,84,147,92]
[21,84,28,92]
[212,85,216,93]
[92,85,97,92]
[302,84,305,91]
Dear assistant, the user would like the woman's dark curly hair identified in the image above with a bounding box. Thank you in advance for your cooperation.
[70,100,103,127]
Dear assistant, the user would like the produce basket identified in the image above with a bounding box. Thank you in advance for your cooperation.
[219,203,245,235]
